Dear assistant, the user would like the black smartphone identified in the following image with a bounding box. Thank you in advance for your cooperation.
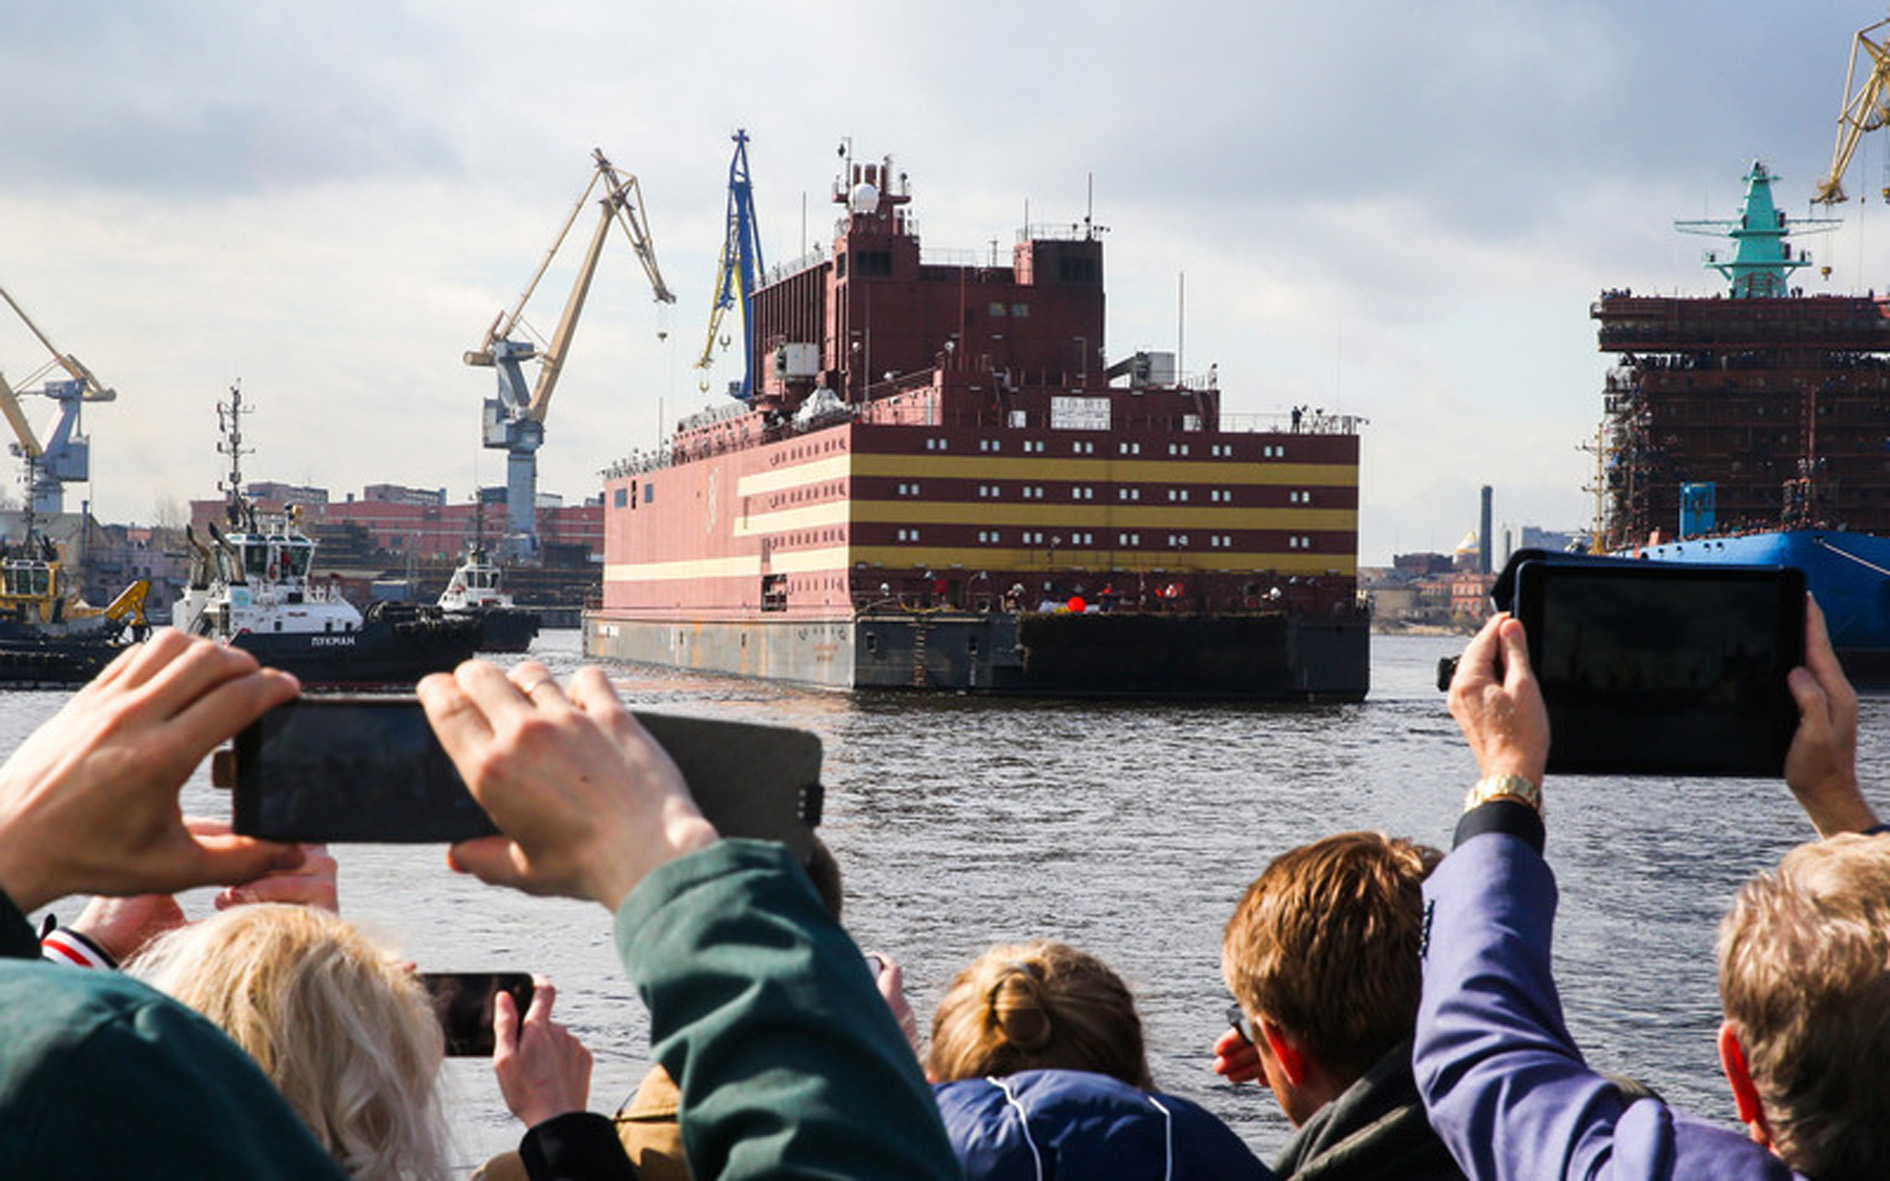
[226,696,824,854]
[419,971,533,1057]
[1512,559,1805,776]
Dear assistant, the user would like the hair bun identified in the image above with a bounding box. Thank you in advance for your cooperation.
[989,962,1054,1052]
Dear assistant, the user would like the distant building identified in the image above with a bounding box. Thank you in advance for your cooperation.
[245,481,328,506]
[191,483,603,563]
[361,484,447,507]
[1507,525,1588,561]
[1392,552,1454,578]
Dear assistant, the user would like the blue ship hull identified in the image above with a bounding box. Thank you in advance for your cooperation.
[1628,531,1890,686]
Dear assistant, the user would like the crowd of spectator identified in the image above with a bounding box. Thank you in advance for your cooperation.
[0,598,1884,1179]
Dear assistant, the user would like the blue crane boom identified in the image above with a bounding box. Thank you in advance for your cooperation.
[697,130,766,402]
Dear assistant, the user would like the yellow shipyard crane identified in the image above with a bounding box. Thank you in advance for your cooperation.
[1815,12,1890,205]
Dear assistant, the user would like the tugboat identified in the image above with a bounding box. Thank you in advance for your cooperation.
[437,546,540,653]
[174,385,480,687]
[0,526,150,686]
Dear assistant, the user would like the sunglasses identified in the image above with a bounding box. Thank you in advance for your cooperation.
[1225,1002,1257,1045]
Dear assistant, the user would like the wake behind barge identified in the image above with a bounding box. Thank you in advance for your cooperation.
[585,147,1367,699]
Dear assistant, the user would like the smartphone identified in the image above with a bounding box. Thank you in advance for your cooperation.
[1512,558,1805,776]
[226,697,824,855]
[419,971,533,1057]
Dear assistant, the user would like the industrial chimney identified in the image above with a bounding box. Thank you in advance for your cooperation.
[1479,486,1493,576]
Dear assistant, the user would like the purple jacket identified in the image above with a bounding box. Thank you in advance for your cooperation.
[1413,825,1799,1181]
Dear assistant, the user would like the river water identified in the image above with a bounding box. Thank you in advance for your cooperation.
[6,630,1878,1173]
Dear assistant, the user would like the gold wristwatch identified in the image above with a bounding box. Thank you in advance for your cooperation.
[1464,774,1543,814]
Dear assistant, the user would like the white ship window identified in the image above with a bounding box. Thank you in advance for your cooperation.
[1009,410,1029,428]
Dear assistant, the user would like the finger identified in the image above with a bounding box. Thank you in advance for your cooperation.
[419,665,498,753]
[507,661,562,705]
[186,817,234,837]
[81,633,169,695]
[1496,615,1533,689]
[1450,614,1505,692]
[564,666,625,716]
[494,987,521,1058]
[138,637,270,719]
[165,833,305,894]
[215,872,338,909]
[523,977,557,1026]
[456,659,543,726]
[1787,665,1828,729]
[165,668,301,759]
[446,834,534,889]
[1802,597,1858,722]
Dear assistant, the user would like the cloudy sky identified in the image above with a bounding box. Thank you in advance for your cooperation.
[0,2,1883,564]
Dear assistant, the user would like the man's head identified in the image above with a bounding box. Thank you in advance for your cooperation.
[1717,833,1890,1181]
[1222,831,1440,1122]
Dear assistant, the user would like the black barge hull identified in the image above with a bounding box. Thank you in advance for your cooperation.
[0,638,128,687]
[584,609,1369,701]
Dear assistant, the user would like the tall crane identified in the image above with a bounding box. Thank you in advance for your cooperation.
[697,130,767,402]
[0,284,116,516]
[1815,12,1890,205]
[465,148,675,562]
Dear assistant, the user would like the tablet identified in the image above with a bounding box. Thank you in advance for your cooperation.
[1513,559,1805,776]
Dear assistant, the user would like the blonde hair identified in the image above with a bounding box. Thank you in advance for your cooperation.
[1221,832,1440,1081]
[1718,834,1890,1181]
[130,904,450,1181]
[926,940,1151,1089]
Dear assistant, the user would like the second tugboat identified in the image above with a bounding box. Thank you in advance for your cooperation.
[175,385,479,687]
[437,546,540,653]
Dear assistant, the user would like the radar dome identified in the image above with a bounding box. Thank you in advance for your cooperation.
[849,181,881,214]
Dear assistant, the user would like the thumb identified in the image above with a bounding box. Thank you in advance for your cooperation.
[1496,617,1531,684]
[446,835,533,890]
[188,834,304,888]
[1786,665,1826,722]
[493,987,521,1059]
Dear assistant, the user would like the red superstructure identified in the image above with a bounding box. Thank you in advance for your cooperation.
[587,150,1367,698]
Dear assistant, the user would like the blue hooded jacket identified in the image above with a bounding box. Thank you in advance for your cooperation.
[934,1068,1272,1181]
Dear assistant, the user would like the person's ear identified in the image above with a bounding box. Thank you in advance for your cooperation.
[1259,1021,1308,1087]
[1717,1021,1774,1148]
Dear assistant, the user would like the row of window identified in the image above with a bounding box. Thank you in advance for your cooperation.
[886,529,1320,551]
[926,437,1305,460]
[771,481,847,508]
[953,484,1319,504]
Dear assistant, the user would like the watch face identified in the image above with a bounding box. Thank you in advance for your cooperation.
[1467,776,1539,811]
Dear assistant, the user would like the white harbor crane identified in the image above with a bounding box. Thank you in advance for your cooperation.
[465,148,675,563]
[0,284,116,516]
[1815,11,1890,205]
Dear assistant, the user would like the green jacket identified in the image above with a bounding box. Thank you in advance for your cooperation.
[620,839,958,1180]
[0,889,350,1178]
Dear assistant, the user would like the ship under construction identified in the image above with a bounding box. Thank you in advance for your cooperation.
[1592,161,1890,680]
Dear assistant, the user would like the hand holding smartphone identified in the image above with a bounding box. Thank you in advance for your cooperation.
[222,698,824,854]
[420,971,533,1057]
